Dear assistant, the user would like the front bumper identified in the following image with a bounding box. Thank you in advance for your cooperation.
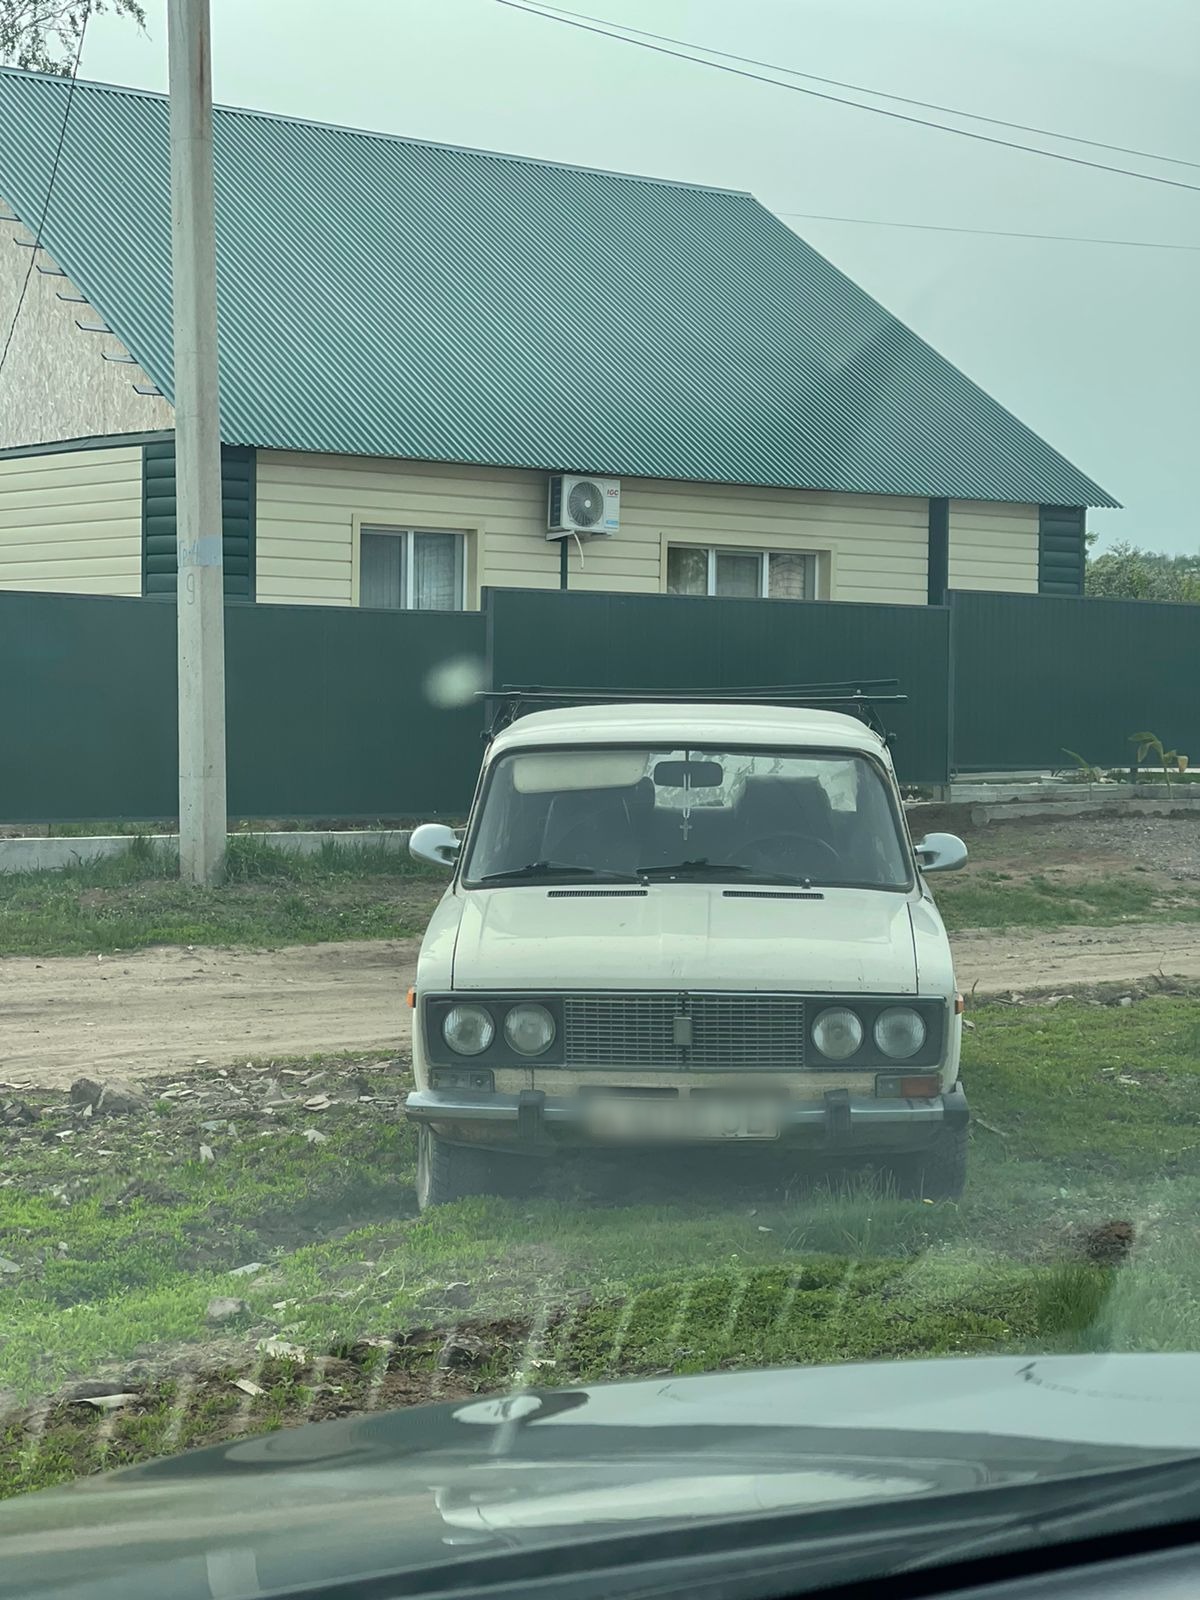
[405,1082,969,1152]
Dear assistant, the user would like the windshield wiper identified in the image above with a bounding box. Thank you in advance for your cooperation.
[480,859,814,887]
[638,859,810,886]
[477,861,642,885]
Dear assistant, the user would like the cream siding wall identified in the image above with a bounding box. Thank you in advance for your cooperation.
[256,451,930,607]
[0,201,174,449]
[255,454,552,604]
[0,445,143,594]
[614,479,927,605]
[948,500,1039,593]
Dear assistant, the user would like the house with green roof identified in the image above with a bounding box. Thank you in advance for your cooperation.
[0,68,1114,614]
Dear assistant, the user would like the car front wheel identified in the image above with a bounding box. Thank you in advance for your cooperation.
[414,1124,515,1209]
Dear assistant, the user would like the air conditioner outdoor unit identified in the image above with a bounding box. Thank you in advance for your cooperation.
[547,474,621,538]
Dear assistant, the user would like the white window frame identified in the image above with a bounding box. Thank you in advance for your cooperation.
[354,524,470,611]
[712,547,768,599]
[666,543,821,600]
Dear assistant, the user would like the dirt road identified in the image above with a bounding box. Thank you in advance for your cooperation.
[951,921,1200,994]
[6,921,1200,1090]
[1,940,417,1089]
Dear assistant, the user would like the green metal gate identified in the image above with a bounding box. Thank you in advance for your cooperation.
[950,591,1200,773]
[486,588,952,786]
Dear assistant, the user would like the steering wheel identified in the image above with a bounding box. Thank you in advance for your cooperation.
[731,833,841,876]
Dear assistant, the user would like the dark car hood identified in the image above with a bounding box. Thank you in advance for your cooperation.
[5,1353,1200,1599]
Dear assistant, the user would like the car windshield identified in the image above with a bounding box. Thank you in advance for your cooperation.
[463,747,911,888]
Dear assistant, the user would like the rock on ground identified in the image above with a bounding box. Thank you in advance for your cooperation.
[69,1077,145,1115]
[205,1297,250,1324]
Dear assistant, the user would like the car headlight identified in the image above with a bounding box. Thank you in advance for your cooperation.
[442,1004,495,1056]
[811,1007,864,1061]
[504,1003,556,1057]
[874,1007,927,1060]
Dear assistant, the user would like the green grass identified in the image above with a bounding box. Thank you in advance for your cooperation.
[5,997,1200,1496]
[32,817,451,837]
[961,995,1200,1166]
[6,824,1196,957]
[0,1253,1119,1502]
[37,820,177,838]
[935,869,1200,931]
[0,837,447,956]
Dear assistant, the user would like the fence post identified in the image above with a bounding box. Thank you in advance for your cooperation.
[945,592,957,792]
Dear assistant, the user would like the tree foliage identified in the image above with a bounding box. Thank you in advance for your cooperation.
[0,1,144,75]
[1085,540,1200,603]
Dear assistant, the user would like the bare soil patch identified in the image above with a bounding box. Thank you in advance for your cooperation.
[960,812,1200,881]
[1,940,416,1089]
[953,921,1200,996]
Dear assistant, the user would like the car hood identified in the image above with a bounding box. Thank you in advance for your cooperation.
[450,885,920,993]
[4,1354,1200,1599]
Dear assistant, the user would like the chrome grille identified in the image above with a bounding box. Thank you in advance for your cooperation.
[688,996,806,1071]
[563,994,806,1071]
[564,996,678,1068]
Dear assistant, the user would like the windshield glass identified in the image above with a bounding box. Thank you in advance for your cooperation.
[463,747,911,888]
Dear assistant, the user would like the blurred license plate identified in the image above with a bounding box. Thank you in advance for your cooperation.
[582,1096,781,1142]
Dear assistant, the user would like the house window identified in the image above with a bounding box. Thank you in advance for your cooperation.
[667,546,816,600]
[359,527,466,610]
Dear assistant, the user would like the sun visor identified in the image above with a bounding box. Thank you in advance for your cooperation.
[510,751,649,794]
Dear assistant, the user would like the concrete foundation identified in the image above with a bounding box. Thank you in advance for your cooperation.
[949,779,1190,805]
[0,829,415,875]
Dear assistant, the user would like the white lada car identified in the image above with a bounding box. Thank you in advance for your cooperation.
[406,696,968,1209]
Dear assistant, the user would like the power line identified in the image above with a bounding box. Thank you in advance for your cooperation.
[780,210,1200,250]
[0,9,91,385]
[496,0,1200,197]
[525,1,1200,173]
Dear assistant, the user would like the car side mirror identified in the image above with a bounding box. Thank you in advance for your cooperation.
[409,823,461,869]
[914,832,968,873]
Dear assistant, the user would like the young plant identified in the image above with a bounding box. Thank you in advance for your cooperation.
[1129,732,1183,787]
[1059,749,1104,784]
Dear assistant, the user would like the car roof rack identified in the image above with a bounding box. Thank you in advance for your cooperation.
[478,682,906,741]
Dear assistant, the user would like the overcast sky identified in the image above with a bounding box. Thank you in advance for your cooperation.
[81,0,1199,550]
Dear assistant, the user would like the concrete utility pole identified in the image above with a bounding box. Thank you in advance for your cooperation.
[168,0,227,885]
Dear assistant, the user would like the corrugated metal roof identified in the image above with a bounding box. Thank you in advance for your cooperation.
[0,68,1117,506]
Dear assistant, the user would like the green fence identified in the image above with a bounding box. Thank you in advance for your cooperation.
[0,592,486,822]
[224,604,487,818]
[950,591,1200,774]
[5,585,1199,823]
[3,591,179,822]
[487,588,952,787]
